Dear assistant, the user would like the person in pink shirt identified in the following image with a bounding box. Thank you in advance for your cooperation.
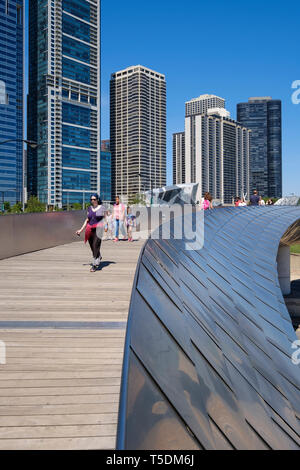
[202,192,213,210]
[113,196,126,241]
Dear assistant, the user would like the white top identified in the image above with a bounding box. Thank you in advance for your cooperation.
[90,205,101,212]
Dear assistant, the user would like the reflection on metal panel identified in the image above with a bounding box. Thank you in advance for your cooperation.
[0,211,86,260]
[118,207,300,450]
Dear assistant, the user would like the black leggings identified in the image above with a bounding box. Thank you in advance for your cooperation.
[88,228,101,258]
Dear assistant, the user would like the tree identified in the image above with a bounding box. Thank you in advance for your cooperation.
[11,202,22,214]
[25,196,46,213]
[71,203,82,211]
[4,201,11,212]
[128,193,146,206]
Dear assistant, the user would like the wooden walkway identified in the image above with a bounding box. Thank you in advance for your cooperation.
[0,240,143,450]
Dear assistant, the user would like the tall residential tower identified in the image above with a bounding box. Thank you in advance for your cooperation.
[237,97,282,198]
[173,132,185,185]
[0,0,24,205]
[27,0,101,207]
[184,95,250,204]
[110,65,166,201]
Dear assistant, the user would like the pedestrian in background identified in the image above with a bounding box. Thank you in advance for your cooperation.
[103,210,114,240]
[250,190,260,206]
[202,192,213,210]
[126,206,136,242]
[238,198,247,207]
[259,197,266,206]
[235,196,241,207]
[113,196,126,242]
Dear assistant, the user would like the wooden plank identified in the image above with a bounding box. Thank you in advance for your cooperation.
[0,371,122,380]
[0,394,119,405]
[0,403,119,416]
[0,378,121,388]
[0,436,116,450]
[0,386,120,396]
[0,413,118,427]
[0,424,117,439]
[0,240,143,449]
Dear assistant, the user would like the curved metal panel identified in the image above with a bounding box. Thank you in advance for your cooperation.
[117,207,300,450]
[0,211,86,260]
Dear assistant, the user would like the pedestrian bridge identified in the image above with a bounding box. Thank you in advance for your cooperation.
[0,211,144,449]
[0,207,299,450]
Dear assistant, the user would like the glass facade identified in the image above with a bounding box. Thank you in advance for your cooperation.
[62,102,90,126]
[62,36,90,64]
[62,13,90,42]
[237,98,282,198]
[28,0,100,207]
[100,149,111,202]
[62,57,90,84]
[0,0,24,205]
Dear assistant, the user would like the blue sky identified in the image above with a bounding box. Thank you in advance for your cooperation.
[25,0,300,195]
[101,0,300,194]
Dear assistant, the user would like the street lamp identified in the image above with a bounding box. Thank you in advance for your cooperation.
[138,172,153,205]
[0,139,38,148]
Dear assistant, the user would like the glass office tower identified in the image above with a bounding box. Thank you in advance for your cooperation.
[0,0,24,206]
[27,0,100,207]
[237,97,282,198]
[173,132,185,185]
[100,140,111,202]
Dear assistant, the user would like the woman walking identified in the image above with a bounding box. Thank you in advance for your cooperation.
[113,196,126,242]
[76,194,106,272]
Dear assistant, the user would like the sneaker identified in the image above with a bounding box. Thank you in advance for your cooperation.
[90,265,97,272]
[114,237,119,242]
[95,256,102,266]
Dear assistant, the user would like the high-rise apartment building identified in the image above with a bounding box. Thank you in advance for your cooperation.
[237,97,282,198]
[27,0,100,207]
[173,132,185,184]
[185,94,225,117]
[0,0,24,205]
[110,65,166,201]
[184,96,250,204]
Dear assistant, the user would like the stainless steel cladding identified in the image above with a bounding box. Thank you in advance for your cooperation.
[0,211,86,260]
[117,206,300,450]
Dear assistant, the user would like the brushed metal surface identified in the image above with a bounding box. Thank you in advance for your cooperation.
[0,210,86,260]
[117,206,300,450]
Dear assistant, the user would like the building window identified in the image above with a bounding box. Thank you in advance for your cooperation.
[0,81,9,105]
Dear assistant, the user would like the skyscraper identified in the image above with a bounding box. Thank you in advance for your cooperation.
[173,132,185,184]
[185,94,225,117]
[100,139,111,202]
[0,0,24,205]
[184,95,250,204]
[27,0,100,207]
[237,97,282,198]
[110,65,166,201]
